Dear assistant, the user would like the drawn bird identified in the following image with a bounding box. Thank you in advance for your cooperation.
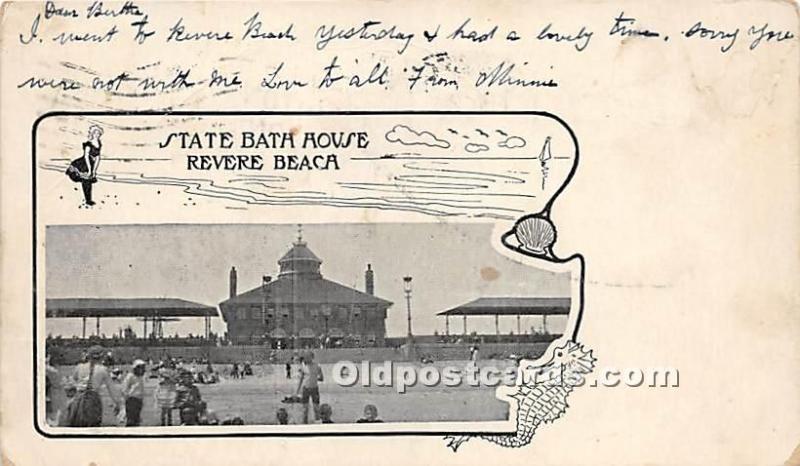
[447,128,459,135]
[495,129,508,137]
[445,340,595,451]
[475,128,489,138]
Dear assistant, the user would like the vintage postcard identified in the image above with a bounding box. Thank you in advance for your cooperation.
[0,1,798,465]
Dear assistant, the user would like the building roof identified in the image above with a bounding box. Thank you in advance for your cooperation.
[46,298,219,318]
[279,242,321,264]
[438,297,571,316]
[222,233,391,320]
[221,275,392,309]
[278,240,324,278]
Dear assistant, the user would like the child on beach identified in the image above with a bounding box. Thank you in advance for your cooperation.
[356,404,383,423]
[319,404,333,424]
[154,362,177,426]
[276,408,289,425]
[174,369,205,425]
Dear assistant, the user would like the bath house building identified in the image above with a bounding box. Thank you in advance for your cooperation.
[219,234,392,347]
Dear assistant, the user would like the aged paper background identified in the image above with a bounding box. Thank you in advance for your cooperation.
[1,0,799,464]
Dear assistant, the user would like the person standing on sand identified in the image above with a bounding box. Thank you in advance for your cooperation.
[65,125,103,206]
[122,360,146,426]
[64,345,122,427]
[295,352,323,424]
[470,345,480,362]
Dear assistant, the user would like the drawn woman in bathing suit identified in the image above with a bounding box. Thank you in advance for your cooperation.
[65,125,103,206]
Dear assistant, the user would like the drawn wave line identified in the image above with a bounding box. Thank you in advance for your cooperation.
[338,181,482,191]
[339,184,536,199]
[402,161,526,184]
[394,174,498,185]
[39,164,521,218]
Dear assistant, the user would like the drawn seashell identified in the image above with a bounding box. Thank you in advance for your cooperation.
[515,217,556,254]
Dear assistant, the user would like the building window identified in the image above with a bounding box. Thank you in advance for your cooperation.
[237,308,247,320]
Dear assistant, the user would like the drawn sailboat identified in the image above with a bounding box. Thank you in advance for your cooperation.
[539,136,552,190]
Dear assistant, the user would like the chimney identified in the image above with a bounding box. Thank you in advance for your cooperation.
[229,266,237,299]
[365,264,374,295]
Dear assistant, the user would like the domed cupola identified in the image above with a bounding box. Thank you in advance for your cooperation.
[278,225,322,278]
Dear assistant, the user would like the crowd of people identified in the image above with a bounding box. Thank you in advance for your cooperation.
[46,346,225,427]
[228,361,254,379]
[273,403,383,425]
[46,333,224,349]
[46,346,386,427]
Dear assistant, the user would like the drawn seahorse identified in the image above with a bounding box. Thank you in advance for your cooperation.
[445,340,595,451]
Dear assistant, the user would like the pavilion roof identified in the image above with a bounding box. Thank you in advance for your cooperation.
[437,297,571,316]
[46,298,219,318]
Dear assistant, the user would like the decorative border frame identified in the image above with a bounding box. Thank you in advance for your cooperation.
[32,110,583,439]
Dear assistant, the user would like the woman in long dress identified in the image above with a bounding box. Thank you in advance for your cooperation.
[45,353,67,426]
[64,345,122,427]
[65,125,103,206]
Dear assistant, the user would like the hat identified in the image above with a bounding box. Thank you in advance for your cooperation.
[132,359,146,368]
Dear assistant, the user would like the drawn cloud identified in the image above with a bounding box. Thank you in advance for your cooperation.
[385,125,450,149]
[464,142,490,153]
[498,135,526,149]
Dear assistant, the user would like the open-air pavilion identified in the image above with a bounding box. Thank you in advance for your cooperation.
[437,297,571,336]
[45,298,219,339]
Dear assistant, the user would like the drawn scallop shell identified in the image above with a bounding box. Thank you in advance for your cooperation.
[515,217,556,253]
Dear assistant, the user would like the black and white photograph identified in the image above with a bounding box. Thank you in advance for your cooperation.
[44,223,580,431]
